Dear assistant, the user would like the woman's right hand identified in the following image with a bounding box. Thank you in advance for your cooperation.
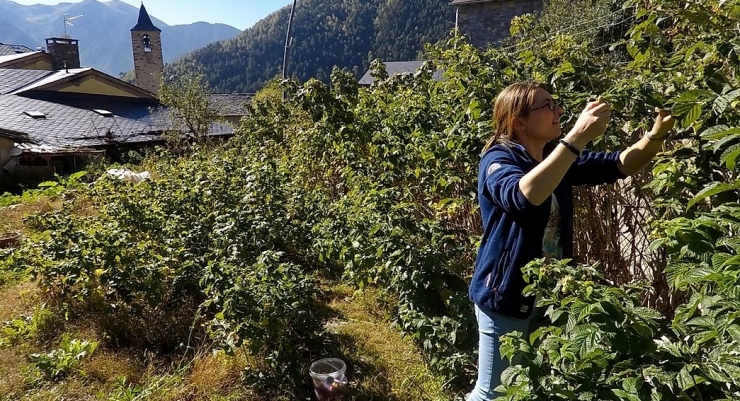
[569,100,612,145]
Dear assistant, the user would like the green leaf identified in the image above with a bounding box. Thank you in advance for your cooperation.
[727,324,740,341]
[682,103,703,127]
[612,389,641,401]
[672,89,716,103]
[713,89,740,115]
[68,171,88,181]
[571,324,601,356]
[711,253,731,271]
[553,388,577,398]
[37,181,59,188]
[555,62,575,76]
[710,132,740,152]
[631,322,655,337]
[716,237,740,253]
[720,143,740,170]
[677,365,696,391]
[622,376,641,393]
[672,101,697,116]
[500,365,519,386]
[577,302,602,322]
[702,363,731,383]
[700,125,731,138]
[688,181,740,208]
[632,307,663,320]
[655,337,683,357]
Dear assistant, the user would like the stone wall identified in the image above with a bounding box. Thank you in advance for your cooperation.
[131,31,164,95]
[456,0,544,48]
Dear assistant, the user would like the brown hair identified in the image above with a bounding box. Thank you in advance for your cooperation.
[482,81,545,153]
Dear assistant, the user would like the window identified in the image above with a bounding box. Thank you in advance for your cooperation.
[143,34,152,53]
[93,109,113,117]
[24,110,46,119]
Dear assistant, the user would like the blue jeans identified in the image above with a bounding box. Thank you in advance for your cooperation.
[467,305,534,401]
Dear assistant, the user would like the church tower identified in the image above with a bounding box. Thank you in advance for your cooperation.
[131,3,163,94]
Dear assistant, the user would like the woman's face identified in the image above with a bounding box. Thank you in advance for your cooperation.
[518,88,564,142]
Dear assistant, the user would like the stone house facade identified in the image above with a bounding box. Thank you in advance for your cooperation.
[452,0,544,48]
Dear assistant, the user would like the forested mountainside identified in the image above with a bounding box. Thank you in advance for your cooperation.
[0,0,240,75]
[167,0,456,93]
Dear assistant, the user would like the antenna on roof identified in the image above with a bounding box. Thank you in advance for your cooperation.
[63,14,84,38]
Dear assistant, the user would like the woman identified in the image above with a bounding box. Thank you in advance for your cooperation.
[467,82,674,401]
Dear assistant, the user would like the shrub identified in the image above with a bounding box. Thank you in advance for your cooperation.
[29,334,98,381]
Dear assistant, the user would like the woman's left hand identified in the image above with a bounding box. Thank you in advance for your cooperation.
[651,108,675,139]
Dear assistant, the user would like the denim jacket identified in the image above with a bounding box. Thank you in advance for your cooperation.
[469,141,626,319]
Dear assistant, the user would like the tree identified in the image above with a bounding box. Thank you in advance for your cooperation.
[156,73,221,148]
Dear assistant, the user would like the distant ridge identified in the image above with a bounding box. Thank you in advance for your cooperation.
[0,0,241,75]
[167,0,456,93]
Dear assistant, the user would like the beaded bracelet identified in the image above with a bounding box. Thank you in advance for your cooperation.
[558,138,582,156]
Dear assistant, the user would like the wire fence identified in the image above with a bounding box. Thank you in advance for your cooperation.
[493,5,676,310]
[498,6,637,55]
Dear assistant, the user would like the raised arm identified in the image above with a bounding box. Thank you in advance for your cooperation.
[618,109,676,176]
[519,101,611,205]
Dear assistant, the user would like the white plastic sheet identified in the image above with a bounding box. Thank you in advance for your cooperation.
[105,168,150,183]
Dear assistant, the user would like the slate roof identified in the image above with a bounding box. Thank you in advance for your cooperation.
[358,61,443,85]
[209,93,253,116]
[0,43,35,57]
[3,67,156,98]
[0,51,42,66]
[8,68,92,94]
[0,69,56,95]
[131,4,161,32]
[0,94,233,150]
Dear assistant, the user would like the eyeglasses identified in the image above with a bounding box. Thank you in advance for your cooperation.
[529,99,560,113]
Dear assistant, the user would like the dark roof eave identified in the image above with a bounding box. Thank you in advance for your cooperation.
[0,127,33,143]
[130,26,162,32]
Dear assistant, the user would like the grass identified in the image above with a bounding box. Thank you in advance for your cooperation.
[0,186,457,400]
[318,283,453,400]
[0,280,454,400]
[0,195,59,237]
[0,195,64,289]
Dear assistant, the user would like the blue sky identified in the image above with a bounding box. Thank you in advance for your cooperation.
[10,0,293,31]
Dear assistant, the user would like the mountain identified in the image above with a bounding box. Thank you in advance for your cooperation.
[0,0,241,76]
[167,0,456,93]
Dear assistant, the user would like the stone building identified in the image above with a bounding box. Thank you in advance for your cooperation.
[452,0,544,48]
[0,3,238,188]
[131,4,164,95]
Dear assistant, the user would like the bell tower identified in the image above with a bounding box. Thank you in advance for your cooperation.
[131,3,163,94]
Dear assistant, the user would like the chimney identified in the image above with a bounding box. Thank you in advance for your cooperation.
[45,37,81,71]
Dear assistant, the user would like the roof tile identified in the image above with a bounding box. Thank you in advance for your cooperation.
[0,94,233,150]
[0,43,35,57]
[209,93,253,116]
[0,69,56,95]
